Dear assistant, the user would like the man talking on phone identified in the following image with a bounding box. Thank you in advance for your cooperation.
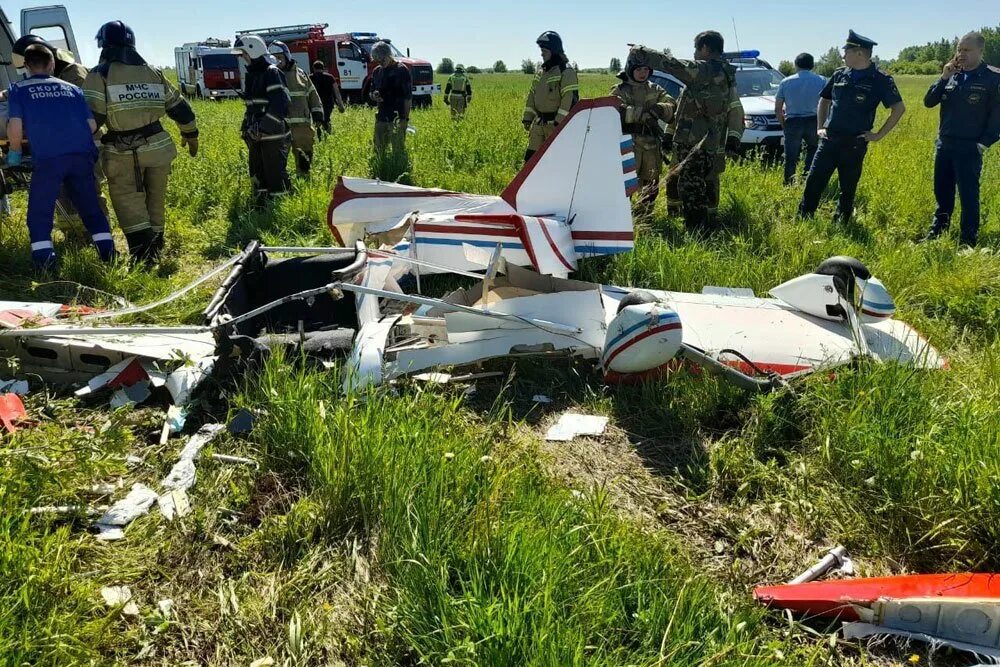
[923,31,1000,249]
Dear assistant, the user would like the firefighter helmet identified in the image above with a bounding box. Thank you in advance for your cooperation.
[12,34,54,68]
[267,40,292,64]
[455,64,465,73]
[536,31,564,55]
[625,51,650,80]
[234,35,268,61]
[95,21,135,48]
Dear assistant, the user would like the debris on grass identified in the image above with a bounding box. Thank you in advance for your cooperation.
[158,488,191,521]
[545,412,609,441]
[227,409,255,435]
[95,483,158,537]
[532,394,553,404]
[0,393,28,432]
[100,585,140,616]
[212,453,256,466]
[0,379,29,395]
[789,545,853,584]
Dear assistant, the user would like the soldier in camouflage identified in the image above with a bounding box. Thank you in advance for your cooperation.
[522,31,579,162]
[631,31,744,228]
[83,21,199,263]
[611,51,675,216]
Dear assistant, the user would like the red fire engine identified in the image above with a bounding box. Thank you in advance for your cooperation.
[236,25,440,107]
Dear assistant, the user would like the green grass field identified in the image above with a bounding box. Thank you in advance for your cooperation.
[0,73,998,666]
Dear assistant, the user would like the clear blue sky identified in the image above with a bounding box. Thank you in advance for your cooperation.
[11,0,994,69]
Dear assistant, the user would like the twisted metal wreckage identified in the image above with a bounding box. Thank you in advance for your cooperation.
[5,97,982,659]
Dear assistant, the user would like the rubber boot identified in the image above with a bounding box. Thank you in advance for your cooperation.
[125,229,158,266]
[924,213,950,242]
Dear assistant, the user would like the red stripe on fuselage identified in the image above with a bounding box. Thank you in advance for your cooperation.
[602,322,682,370]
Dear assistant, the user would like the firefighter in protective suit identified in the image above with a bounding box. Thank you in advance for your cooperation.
[268,41,323,177]
[522,31,579,162]
[13,35,109,237]
[611,52,675,215]
[235,35,291,204]
[444,65,472,119]
[631,31,744,229]
[83,21,199,262]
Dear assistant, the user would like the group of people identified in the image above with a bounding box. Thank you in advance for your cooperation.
[6,23,998,274]
[777,30,999,249]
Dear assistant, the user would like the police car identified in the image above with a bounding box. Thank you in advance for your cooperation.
[649,50,785,156]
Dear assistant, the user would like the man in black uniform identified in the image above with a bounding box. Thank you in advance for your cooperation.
[234,35,291,205]
[369,41,411,180]
[799,30,906,224]
[923,31,1000,248]
[310,60,345,139]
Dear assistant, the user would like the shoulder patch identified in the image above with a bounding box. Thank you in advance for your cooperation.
[989,65,1000,74]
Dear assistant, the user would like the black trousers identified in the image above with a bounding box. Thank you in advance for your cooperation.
[245,136,291,196]
[799,135,868,220]
[782,116,819,184]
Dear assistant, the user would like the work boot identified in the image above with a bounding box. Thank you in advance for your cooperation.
[832,209,853,225]
[924,214,950,242]
[124,229,158,266]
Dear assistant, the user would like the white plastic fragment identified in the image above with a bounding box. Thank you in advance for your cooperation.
[212,454,256,465]
[249,658,275,667]
[177,423,225,462]
[109,381,152,408]
[532,394,553,404]
[158,489,191,521]
[96,483,157,527]
[545,412,609,441]
[165,356,216,406]
[414,372,452,384]
[161,459,196,492]
[101,585,140,616]
[157,599,174,618]
[95,526,124,541]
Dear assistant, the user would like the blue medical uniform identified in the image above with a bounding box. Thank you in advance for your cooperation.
[7,74,115,269]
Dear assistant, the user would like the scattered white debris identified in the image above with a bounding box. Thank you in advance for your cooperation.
[249,658,275,667]
[414,372,452,384]
[75,357,147,398]
[101,585,140,616]
[29,505,104,516]
[157,598,174,619]
[0,379,28,395]
[158,489,191,521]
[109,381,152,408]
[545,412,609,441]
[95,526,124,541]
[161,459,196,492]
[125,455,144,467]
[532,394,553,404]
[212,453,256,466]
[166,356,215,406]
[166,405,187,434]
[177,424,225,462]
[96,483,157,528]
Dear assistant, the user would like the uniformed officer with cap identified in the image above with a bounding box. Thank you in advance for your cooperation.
[798,30,906,224]
[522,31,579,162]
[923,31,1000,249]
[83,20,199,263]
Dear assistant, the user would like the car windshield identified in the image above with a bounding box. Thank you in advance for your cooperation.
[735,69,783,97]
[359,41,404,58]
[201,54,238,70]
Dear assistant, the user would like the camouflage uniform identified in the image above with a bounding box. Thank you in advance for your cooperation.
[611,57,675,214]
[444,69,472,119]
[83,49,198,260]
[282,63,323,176]
[522,60,579,161]
[632,46,744,227]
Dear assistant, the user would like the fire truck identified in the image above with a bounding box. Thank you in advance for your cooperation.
[237,25,440,107]
[174,39,241,99]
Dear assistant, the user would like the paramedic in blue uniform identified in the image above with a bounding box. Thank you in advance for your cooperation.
[923,31,1000,248]
[6,44,116,271]
[798,31,906,224]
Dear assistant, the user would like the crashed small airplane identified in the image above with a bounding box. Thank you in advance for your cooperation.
[0,244,943,400]
[327,98,636,277]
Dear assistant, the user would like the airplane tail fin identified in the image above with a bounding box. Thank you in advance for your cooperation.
[500,97,635,258]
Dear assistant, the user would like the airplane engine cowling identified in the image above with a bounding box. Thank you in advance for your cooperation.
[602,300,683,375]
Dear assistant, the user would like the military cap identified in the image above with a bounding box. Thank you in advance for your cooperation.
[843,30,877,50]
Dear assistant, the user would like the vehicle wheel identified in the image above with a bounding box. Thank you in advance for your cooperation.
[195,85,202,99]
[413,95,431,109]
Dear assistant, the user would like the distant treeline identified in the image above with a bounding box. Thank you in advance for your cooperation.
[886,25,999,74]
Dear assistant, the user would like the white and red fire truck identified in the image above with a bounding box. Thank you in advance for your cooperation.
[174,39,241,99]
[237,25,440,107]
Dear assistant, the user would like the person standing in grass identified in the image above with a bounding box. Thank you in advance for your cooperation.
[611,51,675,217]
[798,31,905,225]
[234,34,291,206]
[923,31,1000,249]
[270,41,324,177]
[775,52,826,185]
[522,31,578,162]
[445,64,472,119]
[310,60,345,139]
[630,31,745,229]
[369,41,412,180]
[6,44,116,272]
